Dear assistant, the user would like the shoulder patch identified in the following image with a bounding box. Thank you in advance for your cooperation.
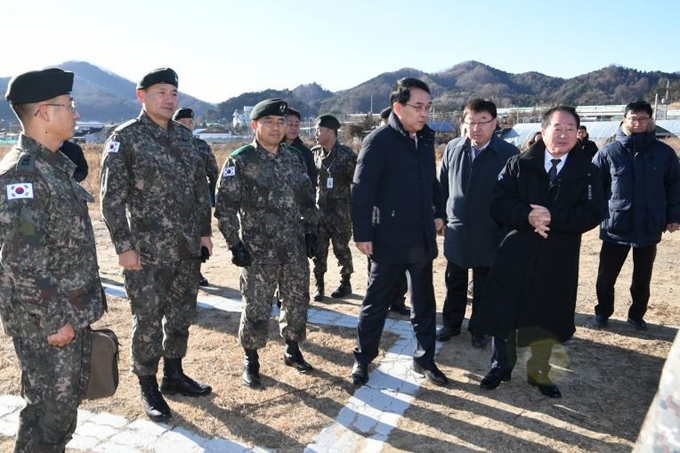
[230,145,254,158]
[16,152,35,175]
[6,183,33,200]
[222,166,236,178]
[106,141,120,153]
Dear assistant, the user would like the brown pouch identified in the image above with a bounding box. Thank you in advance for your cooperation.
[85,328,120,400]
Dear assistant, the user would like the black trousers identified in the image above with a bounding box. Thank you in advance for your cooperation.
[595,241,657,320]
[491,333,553,377]
[441,261,489,332]
[354,260,437,366]
[365,257,408,307]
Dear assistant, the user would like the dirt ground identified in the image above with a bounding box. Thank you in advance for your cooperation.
[0,144,677,452]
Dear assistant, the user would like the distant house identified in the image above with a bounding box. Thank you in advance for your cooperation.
[232,106,254,129]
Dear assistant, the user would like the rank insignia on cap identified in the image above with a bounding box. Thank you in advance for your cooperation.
[106,141,120,153]
[6,183,33,200]
[223,166,236,177]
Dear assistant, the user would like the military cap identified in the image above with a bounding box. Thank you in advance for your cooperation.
[250,98,288,120]
[315,114,341,131]
[287,107,301,120]
[137,67,179,89]
[173,107,194,121]
[5,68,74,104]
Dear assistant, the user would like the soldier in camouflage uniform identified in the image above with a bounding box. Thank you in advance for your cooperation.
[634,330,680,451]
[214,98,320,388]
[311,115,357,301]
[173,107,219,287]
[100,68,213,422]
[1,68,105,452]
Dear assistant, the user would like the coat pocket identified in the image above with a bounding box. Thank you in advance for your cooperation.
[606,199,632,234]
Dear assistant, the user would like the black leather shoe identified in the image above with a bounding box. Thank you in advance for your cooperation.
[351,362,369,387]
[139,376,172,422]
[436,326,461,342]
[389,301,410,316]
[591,315,609,328]
[527,372,561,398]
[412,361,449,386]
[471,333,488,349]
[627,317,648,330]
[283,341,313,373]
[331,281,352,298]
[243,349,261,388]
[480,367,511,390]
[160,358,212,397]
[199,274,209,287]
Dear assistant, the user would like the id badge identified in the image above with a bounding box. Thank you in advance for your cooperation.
[326,177,334,189]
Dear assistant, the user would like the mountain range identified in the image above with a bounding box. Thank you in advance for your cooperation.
[1,60,679,126]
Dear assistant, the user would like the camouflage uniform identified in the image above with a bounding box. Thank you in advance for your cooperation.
[634,330,680,452]
[195,137,219,204]
[214,141,319,349]
[100,111,211,376]
[311,141,357,279]
[0,134,105,452]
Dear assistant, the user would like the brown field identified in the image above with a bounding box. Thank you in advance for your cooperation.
[0,141,678,452]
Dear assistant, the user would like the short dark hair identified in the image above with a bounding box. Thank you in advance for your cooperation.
[379,107,392,120]
[390,78,430,105]
[624,101,653,118]
[464,98,497,119]
[286,107,301,120]
[578,125,587,131]
[541,106,580,129]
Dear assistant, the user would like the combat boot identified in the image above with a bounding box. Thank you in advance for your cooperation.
[283,340,313,373]
[331,275,352,298]
[243,349,261,387]
[160,357,212,397]
[139,375,172,422]
[313,273,324,302]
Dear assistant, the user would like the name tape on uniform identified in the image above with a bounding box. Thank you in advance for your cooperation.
[6,183,33,200]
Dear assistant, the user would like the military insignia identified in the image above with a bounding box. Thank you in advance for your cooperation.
[106,141,120,153]
[223,166,236,177]
[6,183,33,199]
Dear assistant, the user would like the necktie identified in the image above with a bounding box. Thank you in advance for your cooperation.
[548,158,560,182]
[472,146,481,159]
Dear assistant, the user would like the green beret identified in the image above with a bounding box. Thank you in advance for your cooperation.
[315,114,341,131]
[250,98,288,120]
[137,67,178,89]
[173,107,194,120]
[5,68,74,104]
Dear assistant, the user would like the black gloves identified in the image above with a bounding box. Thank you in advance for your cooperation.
[305,232,319,258]
[229,241,252,267]
[200,246,210,263]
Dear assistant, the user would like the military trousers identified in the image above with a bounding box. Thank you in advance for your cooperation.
[13,328,91,453]
[313,221,353,278]
[239,261,310,350]
[124,258,200,376]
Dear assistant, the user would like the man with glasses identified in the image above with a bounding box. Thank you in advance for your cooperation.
[1,68,105,451]
[436,99,518,348]
[350,78,447,387]
[100,68,213,422]
[214,98,320,388]
[591,101,680,331]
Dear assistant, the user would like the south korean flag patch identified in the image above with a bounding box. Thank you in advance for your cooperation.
[106,141,120,153]
[222,166,236,177]
[6,183,33,200]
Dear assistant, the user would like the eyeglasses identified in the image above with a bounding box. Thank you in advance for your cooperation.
[464,118,495,127]
[258,118,286,128]
[405,103,431,114]
[45,100,78,113]
[625,116,650,124]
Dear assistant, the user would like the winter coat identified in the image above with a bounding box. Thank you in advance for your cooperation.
[351,113,445,264]
[439,134,518,267]
[477,142,603,345]
[593,124,680,247]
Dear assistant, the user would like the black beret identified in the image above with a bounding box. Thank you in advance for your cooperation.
[137,67,178,89]
[250,98,288,120]
[286,107,301,120]
[5,68,74,104]
[173,107,194,120]
[315,114,341,131]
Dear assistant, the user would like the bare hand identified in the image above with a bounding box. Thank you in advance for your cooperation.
[434,218,445,236]
[528,204,551,229]
[355,241,373,256]
[200,236,213,256]
[667,223,680,233]
[118,250,141,270]
[47,323,75,347]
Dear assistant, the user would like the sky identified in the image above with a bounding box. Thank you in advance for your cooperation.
[3,0,680,104]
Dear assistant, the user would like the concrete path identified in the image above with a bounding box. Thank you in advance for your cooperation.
[0,283,435,452]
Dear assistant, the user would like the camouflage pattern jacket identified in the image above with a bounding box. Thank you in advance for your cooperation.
[215,141,320,264]
[195,137,219,192]
[100,111,211,263]
[0,134,105,339]
[312,141,357,232]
